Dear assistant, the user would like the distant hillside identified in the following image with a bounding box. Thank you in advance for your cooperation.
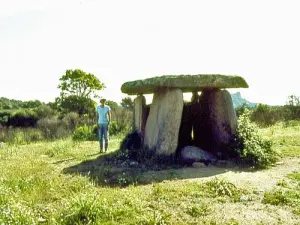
[231,92,257,108]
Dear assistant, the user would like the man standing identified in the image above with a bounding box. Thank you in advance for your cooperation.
[96,98,111,153]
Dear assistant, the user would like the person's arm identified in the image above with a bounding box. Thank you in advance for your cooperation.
[95,106,99,125]
[107,110,111,124]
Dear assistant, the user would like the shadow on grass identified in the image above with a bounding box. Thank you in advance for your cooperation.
[62,149,253,187]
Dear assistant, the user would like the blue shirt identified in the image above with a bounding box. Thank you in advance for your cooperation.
[96,105,111,124]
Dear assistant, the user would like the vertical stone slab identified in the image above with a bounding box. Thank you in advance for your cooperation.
[142,105,150,135]
[144,88,183,155]
[134,95,146,133]
[195,89,237,156]
[211,90,237,155]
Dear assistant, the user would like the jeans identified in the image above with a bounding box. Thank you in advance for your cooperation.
[98,123,109,151]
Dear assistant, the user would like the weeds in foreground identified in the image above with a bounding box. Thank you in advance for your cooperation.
[263,171,300,215]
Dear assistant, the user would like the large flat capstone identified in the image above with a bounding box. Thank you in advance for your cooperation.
[121,74,248,95]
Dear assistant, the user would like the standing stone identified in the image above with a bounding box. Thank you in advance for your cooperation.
[197,89,237,156]
[142,105,150,135]
[144,88,183,155]
[178,103,193,151]
[134,95,146,133]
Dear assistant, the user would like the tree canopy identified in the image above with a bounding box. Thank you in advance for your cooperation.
[0,97,42,110]
[56,69,105,116]
[58,69,105,98]
[120,97,134,110]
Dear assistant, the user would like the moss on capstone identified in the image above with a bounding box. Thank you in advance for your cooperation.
[121,74,249,95]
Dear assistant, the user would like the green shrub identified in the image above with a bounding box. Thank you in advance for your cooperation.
[37,118,69,140]
[250,104,285,126]
[72,125,97,141]
[35,104,57,119]
[59,95,96,116]
[110,107,133,135]
[8,109,38,127]
[62,112,80,131]
[0,111,10,126]
[231,109,278,168]
[72,121,129,142]
[109,121,130,136]
[205,179,247,202]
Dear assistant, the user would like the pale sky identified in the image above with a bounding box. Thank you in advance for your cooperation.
[0,0,299,105]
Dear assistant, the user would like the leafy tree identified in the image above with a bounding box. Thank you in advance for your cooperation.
[286,95,300,106]
[58,69,105,98]
[0,98,42,109]
[23,100,42,108]
[59,95,96,116]
[47,100,60,111]
[105,100,119,111]
[35,104,57,119]
[284,95,300,120]
[120,97,134,110]
[8,110,38,127]
[57,69,105,116]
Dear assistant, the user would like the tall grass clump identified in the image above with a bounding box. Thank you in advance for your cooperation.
[37,117,70,140]
[0,126,43,145]
[232,109,278,168]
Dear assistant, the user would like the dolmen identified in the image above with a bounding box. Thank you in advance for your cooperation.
[121,74,248,162]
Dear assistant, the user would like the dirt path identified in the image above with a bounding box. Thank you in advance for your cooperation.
[142,157,300,225]
[142,157,300,190]
[203,157,300,191]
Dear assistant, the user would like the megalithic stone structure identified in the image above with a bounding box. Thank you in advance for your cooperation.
[121,74,248,157]
[133,95,146,133]
[144,88,183,155]
[194,89,238,156]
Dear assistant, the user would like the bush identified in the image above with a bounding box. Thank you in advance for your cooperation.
[62,112,80,131]
[35,104,57,119]
[250,104,286,126]
[231,109,278,168]
[0,111,10,126]
[110,107,133,135]
[72,125,97,141]
[8,110,38,127]
[37,118,69,140]
[59,95,96,116]
[72,120,129,142]
[109,121,131,136]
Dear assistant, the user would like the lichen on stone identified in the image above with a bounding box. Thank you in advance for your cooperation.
[121,74,248,95]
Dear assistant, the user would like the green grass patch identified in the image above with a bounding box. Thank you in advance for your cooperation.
[0,122,300,224]
[186,203,212,217]
[263,170,300,215]
[287,171,300,182]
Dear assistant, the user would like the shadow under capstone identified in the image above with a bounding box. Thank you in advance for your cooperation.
[62,136,247,188]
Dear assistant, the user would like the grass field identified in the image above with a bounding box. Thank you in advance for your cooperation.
[0,123,299,225]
